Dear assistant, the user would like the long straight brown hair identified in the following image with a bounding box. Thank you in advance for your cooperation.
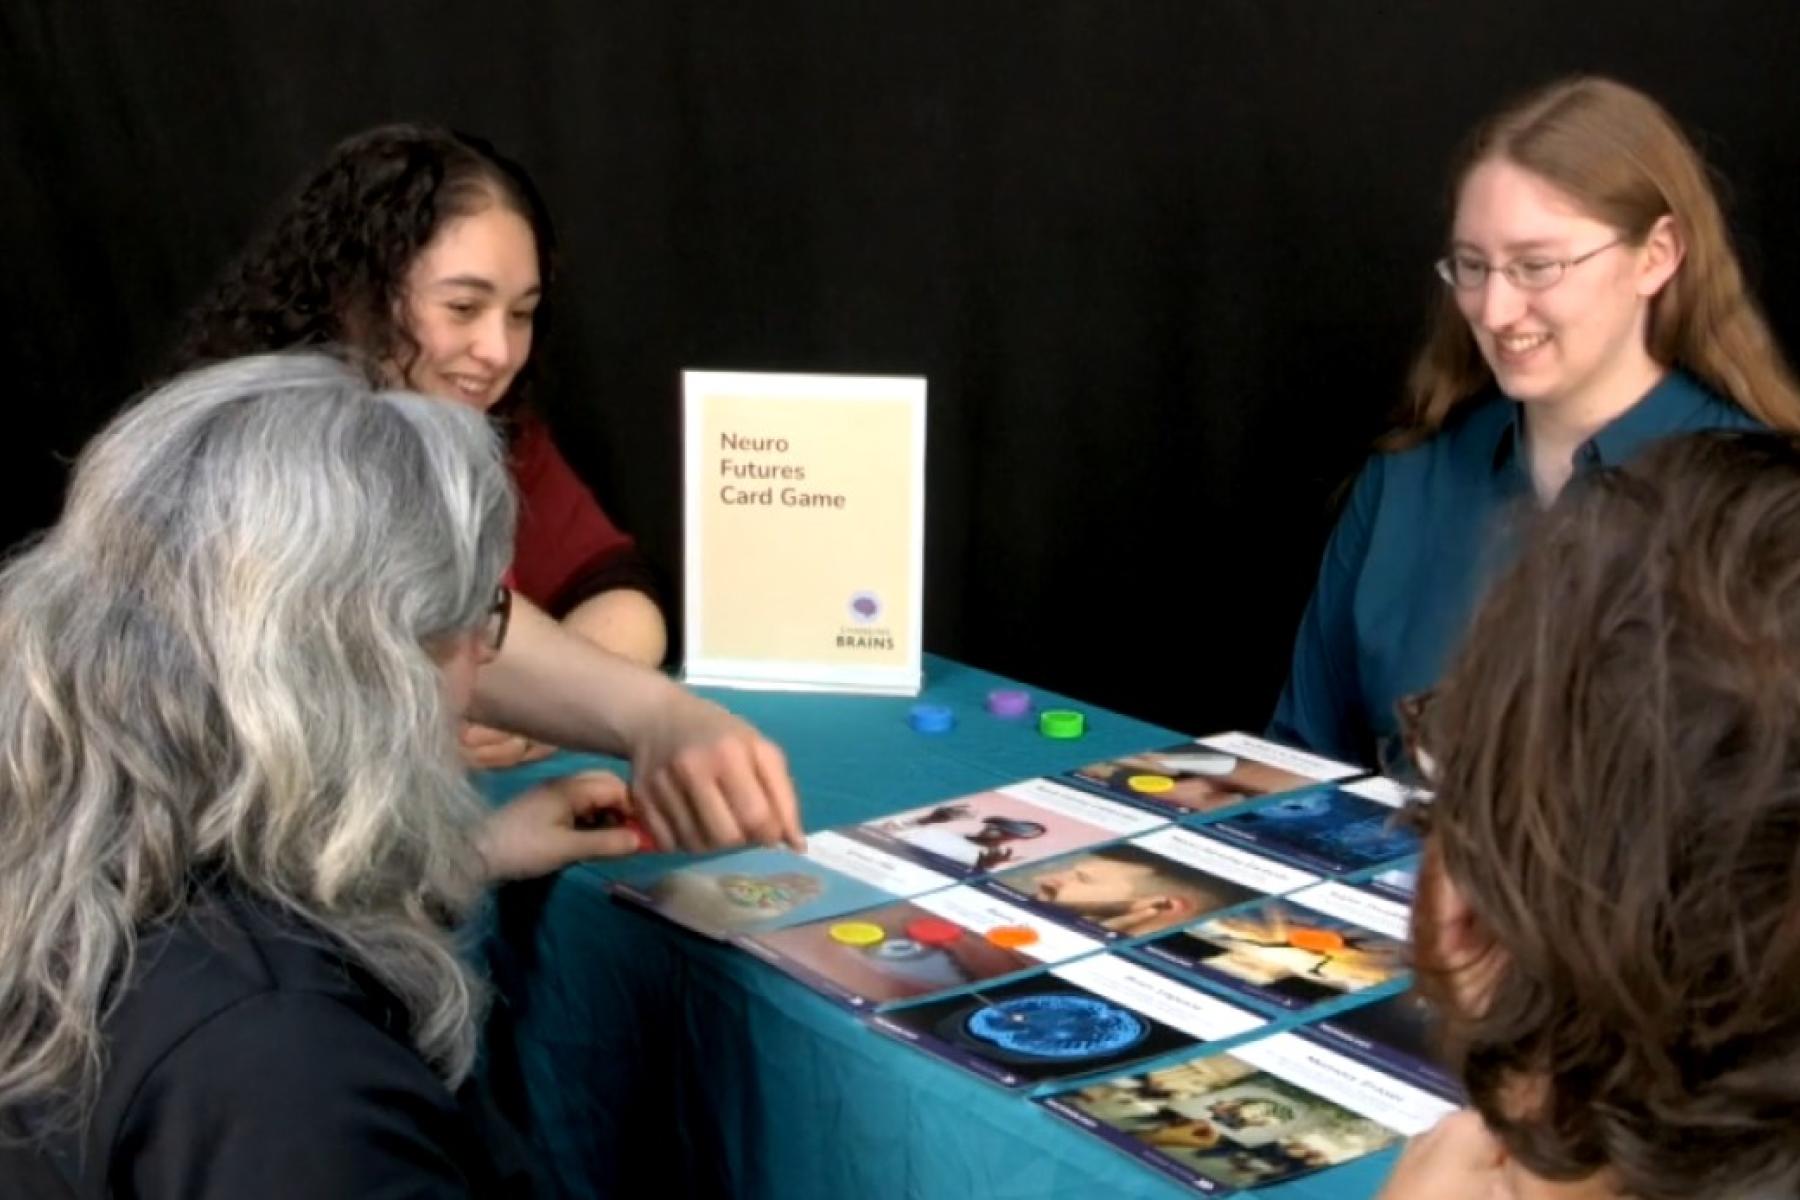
[1386,77,1800,451]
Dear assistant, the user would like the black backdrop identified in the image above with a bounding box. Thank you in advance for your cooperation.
[6,2,1799,736]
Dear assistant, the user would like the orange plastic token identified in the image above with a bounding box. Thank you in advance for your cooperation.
[985,924,1040,949]
[1290,928,1346,953]
[829,921,886,947]
[1126,774,1175,794]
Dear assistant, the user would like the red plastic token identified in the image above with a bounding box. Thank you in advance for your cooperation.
[618,817,656,853]
[904,916,963,946]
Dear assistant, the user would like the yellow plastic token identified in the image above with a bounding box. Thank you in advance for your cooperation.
[828,921,886,947]
[1126,774,1175,794]
[985,924,1040,949]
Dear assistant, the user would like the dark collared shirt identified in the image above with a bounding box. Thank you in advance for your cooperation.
[1269,370,1761,767]
[0,883,539,1199]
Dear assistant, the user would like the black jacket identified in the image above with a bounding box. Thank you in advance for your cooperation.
[0,884,537,1198]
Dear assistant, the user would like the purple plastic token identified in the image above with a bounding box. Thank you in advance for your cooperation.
[985,689,1032,719]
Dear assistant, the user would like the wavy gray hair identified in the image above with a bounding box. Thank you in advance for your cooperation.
[0,353,515,1132]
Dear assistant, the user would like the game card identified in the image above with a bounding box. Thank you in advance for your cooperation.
[848,778,1166,878]
[738,885,1103,1010]
[1201,777,1423,877]
[1062,732,1364,820]
[869,954,1264,1090]
[975,827,1301,944]
[1293,990,1461,1103]
[1363,861,1420,903]
[1129,882,1411,1013]
[1041,1023,1457,1194]
[612,830,953,939]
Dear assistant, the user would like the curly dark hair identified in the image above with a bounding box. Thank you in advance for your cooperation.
[1418,429,1800,1199]
[172,123,558,408]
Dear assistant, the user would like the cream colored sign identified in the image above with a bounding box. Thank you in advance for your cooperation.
[683,370,925,694]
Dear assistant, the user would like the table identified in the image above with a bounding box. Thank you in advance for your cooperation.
[478,656,1401,1199]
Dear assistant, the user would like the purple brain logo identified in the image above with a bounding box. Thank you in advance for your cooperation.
[849,591,882,623]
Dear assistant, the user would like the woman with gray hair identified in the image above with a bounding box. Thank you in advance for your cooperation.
[0,354,669,1195]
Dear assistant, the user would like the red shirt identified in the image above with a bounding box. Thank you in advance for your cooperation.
[506,411,651,617]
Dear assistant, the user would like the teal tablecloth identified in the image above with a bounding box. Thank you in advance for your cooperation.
[478,656,1400,1199]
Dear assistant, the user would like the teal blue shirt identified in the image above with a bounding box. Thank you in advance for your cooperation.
[1270,370,1761,768]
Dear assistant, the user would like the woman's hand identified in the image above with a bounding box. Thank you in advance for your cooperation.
[476,770,646,881]
[460,720,557,770]
[629,696,803,853]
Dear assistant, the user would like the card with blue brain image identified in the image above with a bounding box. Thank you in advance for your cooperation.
[1201,778,1423,877]
[868,953,1264,1089]
[612,831,955,940]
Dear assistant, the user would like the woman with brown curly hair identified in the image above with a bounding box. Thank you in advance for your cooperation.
[175,124,667,767]
[1379,429,1800,1199]
[1270,77,1800,771]
[165,127,802,851]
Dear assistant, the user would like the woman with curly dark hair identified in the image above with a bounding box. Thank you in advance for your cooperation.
[1377,429,1800,1199]
[175,124,667,768]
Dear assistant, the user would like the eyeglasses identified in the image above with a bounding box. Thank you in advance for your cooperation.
[1433,237,1623,292]
[1392,689,1438,835]
[484,584,512,654]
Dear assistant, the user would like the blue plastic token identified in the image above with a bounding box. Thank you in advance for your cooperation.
[908,703,957,734]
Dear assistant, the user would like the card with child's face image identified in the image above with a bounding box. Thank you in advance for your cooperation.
[1063,733,1363,820]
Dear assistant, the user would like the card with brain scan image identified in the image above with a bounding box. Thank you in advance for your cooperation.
[867,953,1264,1089]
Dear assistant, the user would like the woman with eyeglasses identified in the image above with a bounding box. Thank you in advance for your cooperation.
[1375,428,1800,1199]
[0,354,652,1196]
[1269,76,1800,769]
[174,124,666,771]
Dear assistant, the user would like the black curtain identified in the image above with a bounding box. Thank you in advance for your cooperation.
[6,1,1799,735]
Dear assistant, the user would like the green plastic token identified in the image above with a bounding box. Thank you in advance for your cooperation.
[1038,709,1086,739]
